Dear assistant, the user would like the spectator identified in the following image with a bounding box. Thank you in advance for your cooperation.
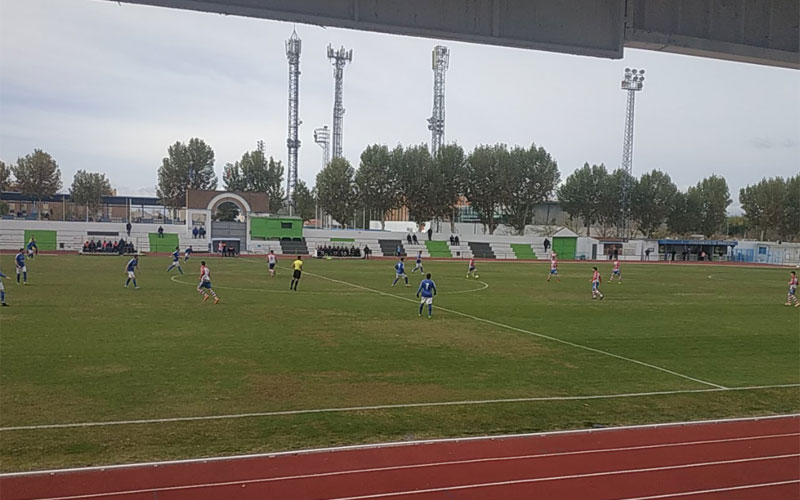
[406,234,412,244]
[192,226,199,239]
[543,238,550,254]
[364,245,370,259]
[449,235,455,245]
[427,228,433,241]
[396,244,402,257]
[644,248,651,261]
[200,226,206,238]
[412,234,419,245]
[158,226,164,238]
[454,235,460,246]
[126,222,132,237]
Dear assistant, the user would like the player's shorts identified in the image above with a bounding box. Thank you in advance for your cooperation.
[293,269,302,279]
[127,271,135,279]
[27,249,34,255]
[395,272,406,278]
[592,281,600,290]
[468,266,476,272]
[612,270,621,275]
[420,296,433,305]
[790,285,797,296]
[16,266,26,274]
[0,281,4,291]
[269,263,275,269]
[199,281,212,289]
[550,268,558,274]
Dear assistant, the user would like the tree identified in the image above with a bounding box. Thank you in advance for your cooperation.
[463,144,509,234]
[557,163,608,236]
[430,144,467,231]
[355,144,399,230]
[594,168,636,237]
[394,144,438,226]
[12,149,62,217]
[213,201,240,222]
[632,170,678,237]
[0,160,12,191]
[157,138,217,208]
[784,174,800,240]
[739,177,786,240]
[70,170,113,219]
[503,144,560,235]
[223,144,285,213]
[692,175,731,237]
[315,157,358,228]
[293,179,316,223]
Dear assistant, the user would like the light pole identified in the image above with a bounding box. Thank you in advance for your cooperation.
[620,67,645,239]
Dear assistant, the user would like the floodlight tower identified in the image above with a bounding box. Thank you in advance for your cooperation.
[428,45,450,156]
[314,126,331,169]
[285,30,302,204]
[620,67,645,238]
[327,44,353,160]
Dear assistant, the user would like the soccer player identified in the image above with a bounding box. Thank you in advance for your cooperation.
[591,266,604,300]
[609,258,623,283]
[466,257,477,279]
[392,257,409,287]
[290,255,303,291]
[27,236,37,259]
[417,273,437,318]
[267,250,277,277]
[547,253,560,282]
[411,251,424,274]
[15,248,28,285]
[183,246,193,263]
[197,261,219,303]
[124,255,139,289]
[786,271,799,307]
[0,267,8,306]
[167,247,184,275]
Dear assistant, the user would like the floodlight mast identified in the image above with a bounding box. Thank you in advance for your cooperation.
[314,126,331,169]
[620,67,645,239]
[327,44,352,160]
[285,30,302,205]
[428,45,450,156]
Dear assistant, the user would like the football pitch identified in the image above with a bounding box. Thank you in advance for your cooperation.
[0,254,798,472]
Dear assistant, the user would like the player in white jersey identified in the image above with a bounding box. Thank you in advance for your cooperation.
[267,250,277,277]
[609,259,622,283]
[786,271,799,307]
[546,253,560,282]
[197,261,219,304]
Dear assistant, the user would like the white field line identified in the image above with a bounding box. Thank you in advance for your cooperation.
[25,454,800,500]
[3,413,797,477]
[618,480,800,500]
[1,384,796,432]
[288,265,728,389]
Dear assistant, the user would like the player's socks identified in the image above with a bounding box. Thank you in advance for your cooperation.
[392,278,399,286]
[419,303,424,315]
[23,272,27,283]
[178,267,183,275]
[1,290,5,303]
[125,278,131,287]
[428,304,432,317]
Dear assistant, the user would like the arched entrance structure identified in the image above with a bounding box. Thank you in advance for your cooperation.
[185,190,270,253]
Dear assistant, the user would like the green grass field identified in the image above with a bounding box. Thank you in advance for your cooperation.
[0,254,798,472]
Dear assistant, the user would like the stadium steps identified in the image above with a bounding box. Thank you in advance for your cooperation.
[402,243,430,258]
[468,242,495,259]
[448,244,473,259]
[490,243,515,259]
[511,243,537,260]
[148,233,179,253]
[279,238,310,255]
[425,240,452,258]
[379,239,405,257]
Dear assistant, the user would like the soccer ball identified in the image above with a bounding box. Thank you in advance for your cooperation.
[474,274,479,279]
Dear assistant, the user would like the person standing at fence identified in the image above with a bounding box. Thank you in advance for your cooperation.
[126,222,132,237]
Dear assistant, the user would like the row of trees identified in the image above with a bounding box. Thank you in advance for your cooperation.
[559,164,734,238]
[739,175,800,240]
[315,143,560,234]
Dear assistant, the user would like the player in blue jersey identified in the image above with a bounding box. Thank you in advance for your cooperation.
[27,236,37,259]
[417,273,437,318]
[124,255,140,289]
[411,251,424,274]
[167,247,184,275]
[15,249,28,285]
[392,257,410,287]
[0,267,8,306]
[184,246,193,263]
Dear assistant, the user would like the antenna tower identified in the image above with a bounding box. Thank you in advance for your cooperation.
[314,126,331,169]
[428,45,450,156]
[619,67,645,238]
[327,44,352,160]
[285,30,302,204]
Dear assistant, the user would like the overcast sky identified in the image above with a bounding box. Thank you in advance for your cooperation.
[1,0,798,213]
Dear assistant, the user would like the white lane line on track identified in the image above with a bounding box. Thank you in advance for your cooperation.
[617,480,800,500]
[289,265,727,389]
[25,454,800,500]
[2,384,796,432]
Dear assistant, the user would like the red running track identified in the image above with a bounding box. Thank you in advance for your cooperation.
[2,415,798,500]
